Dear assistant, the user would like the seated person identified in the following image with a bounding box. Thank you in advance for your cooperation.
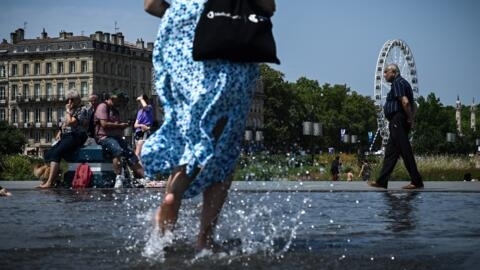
[94,93,144,188]
[37,89,88,188]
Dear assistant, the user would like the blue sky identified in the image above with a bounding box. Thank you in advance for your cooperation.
[1,0,479,106]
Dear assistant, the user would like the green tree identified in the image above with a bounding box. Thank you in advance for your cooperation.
[0,121,26,155]
[413,93,455,154]
[260,64,300,151]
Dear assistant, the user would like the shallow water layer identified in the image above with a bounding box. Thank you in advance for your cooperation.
[0,185,479,270]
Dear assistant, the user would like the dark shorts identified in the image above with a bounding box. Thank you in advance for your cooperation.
[134,130,151,142]
[97,136,139,166]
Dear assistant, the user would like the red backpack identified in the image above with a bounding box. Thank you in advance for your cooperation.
[72,163,93,189]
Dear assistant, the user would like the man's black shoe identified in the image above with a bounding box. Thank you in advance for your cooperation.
[368,181,387,189]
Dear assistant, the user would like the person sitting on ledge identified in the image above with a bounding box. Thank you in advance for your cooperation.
[37,89,88,188]
[94,92,145,188]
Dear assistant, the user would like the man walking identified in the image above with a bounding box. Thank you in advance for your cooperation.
[369,63,423,189]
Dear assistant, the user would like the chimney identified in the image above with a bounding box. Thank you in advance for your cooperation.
[10,32,16,44]
[10,28,25,44]
[111,34,117,45]
[95,31,103,41]
[117,32,124,46]
[104,32,110,43]
[41,28,48,39]
[136,38,144,49]
[59,30,67,39]
[147,42,154,50]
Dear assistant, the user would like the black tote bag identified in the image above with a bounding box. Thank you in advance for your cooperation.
[192,0,280,64]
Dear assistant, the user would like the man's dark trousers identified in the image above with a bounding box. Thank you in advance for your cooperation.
[376,113,423,187]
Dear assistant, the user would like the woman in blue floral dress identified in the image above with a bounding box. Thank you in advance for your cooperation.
[143,0,276,250]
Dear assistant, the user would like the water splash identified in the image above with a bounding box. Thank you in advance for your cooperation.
[134,188,312,264]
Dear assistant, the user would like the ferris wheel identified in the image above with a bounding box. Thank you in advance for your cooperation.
[370,39,419,152]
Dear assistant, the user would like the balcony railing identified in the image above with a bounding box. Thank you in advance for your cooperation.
[16,95,66,104]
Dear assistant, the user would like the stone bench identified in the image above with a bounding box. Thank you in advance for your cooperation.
[63,142,116,188]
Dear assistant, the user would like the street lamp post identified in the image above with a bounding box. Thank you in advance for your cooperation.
[303,121,322,166]
[244,129,263,153]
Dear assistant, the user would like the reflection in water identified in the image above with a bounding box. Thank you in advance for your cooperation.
[382,191,419,232]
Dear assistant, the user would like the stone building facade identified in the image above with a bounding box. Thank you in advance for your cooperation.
[0,28,155,155]
[0,28,265,155]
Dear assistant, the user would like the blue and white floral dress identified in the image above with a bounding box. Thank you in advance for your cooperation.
[141,0,259,198]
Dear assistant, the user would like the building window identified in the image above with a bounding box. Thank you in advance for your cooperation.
[68,82,76,91]
[0,65,5,77]
[57,108,64,124]
[46,131,52,143]
[58,62,64,74]
[117,64,122,76]
[46,63,52,74]
[23,63,29,75]
[12,109,18,123]
[34,84,40,99]
[81,61,88,73]
[103,62,108,74]
[0,86,6,102]
[69,61,76,73]
[0,109,5,121]
[11,85,17,100]
[11,64,17,76]
[34,63,41,75]
[35,108,41,123]
[24,108,30,123]
[22,84,29,98]
[57,83,64,98]
[46,83,53,99]
[34,131,40,142]
[9,84,18,100]
[80,82,88,97]
[46,107,53,122]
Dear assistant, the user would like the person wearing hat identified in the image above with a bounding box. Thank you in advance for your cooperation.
[94,93,145,188]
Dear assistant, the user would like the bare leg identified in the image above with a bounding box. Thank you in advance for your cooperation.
[113,157,122,175]
[130,162,145,179]
[196,176,232,251]
[135,140,145,159]
[37,161,59,188]
[156,166,192,233]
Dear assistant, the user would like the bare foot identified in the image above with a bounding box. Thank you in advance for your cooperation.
[36,183,52,189]
[156,193,176,234]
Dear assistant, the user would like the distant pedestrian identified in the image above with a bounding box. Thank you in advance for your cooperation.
[330,156,341,181]
[346,170,354,181]
[133,94,153,158]
[358,159,371,181]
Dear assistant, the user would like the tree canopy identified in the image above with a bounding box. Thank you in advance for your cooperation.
[259,65,479,155]
[0,120,26,155]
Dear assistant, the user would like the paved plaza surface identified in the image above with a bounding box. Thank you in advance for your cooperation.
[1,180,479,192]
